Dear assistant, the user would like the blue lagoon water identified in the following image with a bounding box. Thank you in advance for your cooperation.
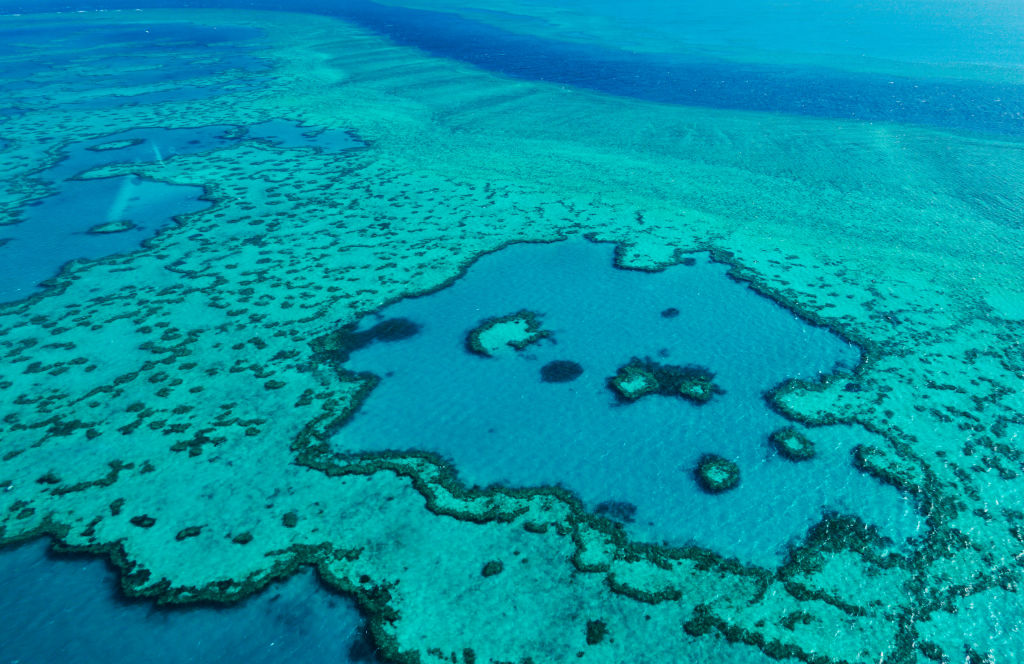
[332,239,922,564]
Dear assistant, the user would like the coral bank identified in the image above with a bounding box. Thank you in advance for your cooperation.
[0,7,1022,664]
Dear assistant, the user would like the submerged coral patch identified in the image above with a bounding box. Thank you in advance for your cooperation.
[607,362,658,401]
[87,219,136,234]
[594,500,637,523]
[313,317,421,364]
[540,360,584,383]
[86,138,144,152]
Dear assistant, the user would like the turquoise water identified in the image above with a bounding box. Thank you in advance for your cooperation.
[0,1,1022,663]
[332,239,922,564]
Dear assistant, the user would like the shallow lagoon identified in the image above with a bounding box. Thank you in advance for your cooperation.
[333,239,923,565]
[0,121,361,302]
[0,175,207,303]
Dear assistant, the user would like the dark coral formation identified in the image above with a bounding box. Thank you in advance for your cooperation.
[608,357,722,405]
[175,526,203,541]
[231,532,253,545]
[594,500,637,523]
[129,515,156,528]
[312,317,420,364]
[540,360,583,383]
[586,619,608,645]
[770,427,816,462]
[694,454,740,494]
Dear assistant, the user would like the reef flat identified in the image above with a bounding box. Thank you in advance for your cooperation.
[1,7,1023,664]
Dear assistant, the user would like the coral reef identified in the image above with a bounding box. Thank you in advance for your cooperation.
[0,6,1021,664]
[87,220,136,234]
[770,427,816,462]
[694,454,741,494]
[608,357,721,405]
[466,310,550,357]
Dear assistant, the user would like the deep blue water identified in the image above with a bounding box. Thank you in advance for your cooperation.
[1,0,1022,136]
[0,539,383,664]
[324,0,1024,137]
[0,21,269,112]
[332,240,923,566]
[0,122,361,303]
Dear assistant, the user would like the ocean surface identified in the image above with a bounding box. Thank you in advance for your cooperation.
[1,1,1022,663]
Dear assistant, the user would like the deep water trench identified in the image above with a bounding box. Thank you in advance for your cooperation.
[329,239,923,566]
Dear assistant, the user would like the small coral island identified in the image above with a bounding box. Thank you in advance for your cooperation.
[769,427,816,461]
[607,357,721,404]
[86,137,144,152]
[466,309,550,357]
[87,219,136,234]
[694,454,740,494]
